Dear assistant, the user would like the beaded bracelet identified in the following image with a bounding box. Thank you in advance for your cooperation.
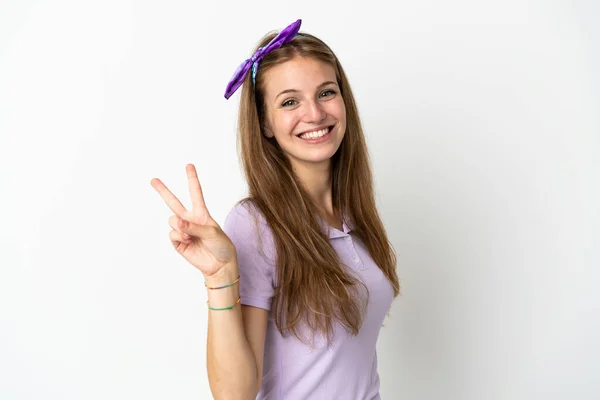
[206,297,241,311]
[204,275,240,290]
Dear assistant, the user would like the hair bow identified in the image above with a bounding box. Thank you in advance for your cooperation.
[224,19,302,99]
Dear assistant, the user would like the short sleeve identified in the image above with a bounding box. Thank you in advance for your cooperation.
[222,201,276,311]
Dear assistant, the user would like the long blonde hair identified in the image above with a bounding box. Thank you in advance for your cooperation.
[235,30,400,343]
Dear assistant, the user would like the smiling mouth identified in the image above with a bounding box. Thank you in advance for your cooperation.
[296,125,334,139]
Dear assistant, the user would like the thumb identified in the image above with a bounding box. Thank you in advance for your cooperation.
[178,218,221,240]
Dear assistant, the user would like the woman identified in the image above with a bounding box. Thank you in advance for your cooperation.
[151,19,400,400]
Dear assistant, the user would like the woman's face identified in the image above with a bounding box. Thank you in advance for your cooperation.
[261,56,346,171]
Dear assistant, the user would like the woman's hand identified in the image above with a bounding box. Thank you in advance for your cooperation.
[151,164,237,278]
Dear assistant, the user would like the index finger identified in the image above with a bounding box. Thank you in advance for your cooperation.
[186,164,207,211]
[150,177,188,217]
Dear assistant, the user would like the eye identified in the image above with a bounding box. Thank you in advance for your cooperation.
[319,89,337,98]
[281,99,297,107]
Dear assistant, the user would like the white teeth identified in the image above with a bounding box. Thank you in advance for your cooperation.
[298,127,329,139]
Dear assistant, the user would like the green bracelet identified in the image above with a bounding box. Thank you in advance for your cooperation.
[207,296,241,311]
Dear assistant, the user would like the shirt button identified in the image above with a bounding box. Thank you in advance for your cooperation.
[345,236,351,241]
[353,257,359,263]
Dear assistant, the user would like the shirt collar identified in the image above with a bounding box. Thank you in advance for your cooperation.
[316,210,354,239]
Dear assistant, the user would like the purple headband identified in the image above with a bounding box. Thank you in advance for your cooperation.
[224,19,302,99]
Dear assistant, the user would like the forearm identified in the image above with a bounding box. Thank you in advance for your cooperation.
[206,263,258,400]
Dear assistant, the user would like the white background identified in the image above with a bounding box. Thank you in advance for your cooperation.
[1,1,599,399]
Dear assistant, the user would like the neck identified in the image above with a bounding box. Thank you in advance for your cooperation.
[291,159,335,216]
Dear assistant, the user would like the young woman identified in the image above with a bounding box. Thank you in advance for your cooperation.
[151,19,400,400]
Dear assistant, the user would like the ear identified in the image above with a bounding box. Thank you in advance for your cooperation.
[262,124,275,138]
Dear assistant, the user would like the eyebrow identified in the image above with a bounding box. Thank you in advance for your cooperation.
[274,81,338,101]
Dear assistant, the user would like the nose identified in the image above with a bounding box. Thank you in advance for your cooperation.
[304,100,326,123]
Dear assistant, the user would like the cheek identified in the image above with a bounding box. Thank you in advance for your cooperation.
[329,98,346,121]
[274,112,301,135]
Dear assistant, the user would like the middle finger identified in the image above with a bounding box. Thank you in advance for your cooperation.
[186,164,207,212]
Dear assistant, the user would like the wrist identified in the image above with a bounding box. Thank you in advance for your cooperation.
[204,263,240,309]
[203,262,239,286]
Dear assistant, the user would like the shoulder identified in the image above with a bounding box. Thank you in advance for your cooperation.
[223,199,276,262]
[223,199,268,237]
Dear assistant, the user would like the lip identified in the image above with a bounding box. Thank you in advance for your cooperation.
[296,125,334,144]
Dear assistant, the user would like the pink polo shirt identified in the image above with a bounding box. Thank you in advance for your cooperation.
[223,201,395,400]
